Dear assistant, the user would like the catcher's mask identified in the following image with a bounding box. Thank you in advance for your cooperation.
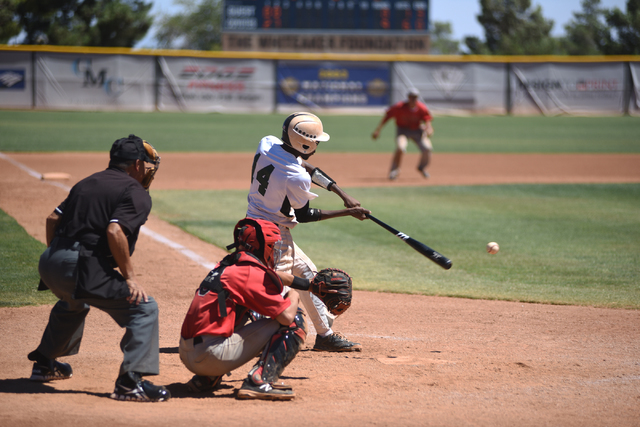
[281,112,330,158]
[110,134,161,189]
[228,218,283,269]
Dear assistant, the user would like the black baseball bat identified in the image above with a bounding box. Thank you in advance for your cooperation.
[366,214,452,270]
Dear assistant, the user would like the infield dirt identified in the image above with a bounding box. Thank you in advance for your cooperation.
[1,152,639,427]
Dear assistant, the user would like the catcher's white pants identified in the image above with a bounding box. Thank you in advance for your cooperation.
[277,225,334,336]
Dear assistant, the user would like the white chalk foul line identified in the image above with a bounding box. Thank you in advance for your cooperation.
[0,152,71,191]
[0,152,217,270]
[139,227,217,270]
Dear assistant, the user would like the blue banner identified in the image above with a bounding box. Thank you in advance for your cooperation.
[277,61,390,108]
[0,69,25,89]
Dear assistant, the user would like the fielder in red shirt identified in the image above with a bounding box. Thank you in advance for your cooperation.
[179,218,306,401]
[372,88,434,180]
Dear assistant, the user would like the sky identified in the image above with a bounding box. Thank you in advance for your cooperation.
[135,0,629,49]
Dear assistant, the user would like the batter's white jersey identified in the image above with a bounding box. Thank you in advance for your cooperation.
[246,135,318,229]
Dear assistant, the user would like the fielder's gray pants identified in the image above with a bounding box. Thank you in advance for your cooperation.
[36,239,160,377]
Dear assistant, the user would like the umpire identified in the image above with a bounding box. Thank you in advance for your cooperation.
[27,134,170,402]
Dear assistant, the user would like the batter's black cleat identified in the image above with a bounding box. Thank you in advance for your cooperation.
[110,372,170,402]
[236,378,295,401]
[29,360,73,382]
[313,332,362,352]
[186,374,223,393]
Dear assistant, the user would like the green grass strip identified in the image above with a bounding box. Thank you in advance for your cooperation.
[0,210,57,307]
[1,110,639,153]
[151,183,640,309]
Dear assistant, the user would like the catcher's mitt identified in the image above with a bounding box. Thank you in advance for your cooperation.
[311,268,352,316]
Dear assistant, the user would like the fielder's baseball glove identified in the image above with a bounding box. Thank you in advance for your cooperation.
[311,268,352,316]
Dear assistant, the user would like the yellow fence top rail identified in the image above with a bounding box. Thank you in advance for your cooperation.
[2,44,639,63]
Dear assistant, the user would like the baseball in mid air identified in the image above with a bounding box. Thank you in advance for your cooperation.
[486,242,500,254]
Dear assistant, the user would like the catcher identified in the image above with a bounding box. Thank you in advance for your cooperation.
[179,218,306,400]
[180,218,354,400]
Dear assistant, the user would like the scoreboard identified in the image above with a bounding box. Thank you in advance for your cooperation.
[223,0,430,33]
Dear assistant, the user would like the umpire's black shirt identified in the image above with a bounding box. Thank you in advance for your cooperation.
[54,166,152,299]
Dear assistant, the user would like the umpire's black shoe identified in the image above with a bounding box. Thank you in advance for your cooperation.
[313,332,362,352]
[29,360,73,382]
[110,372,171,402]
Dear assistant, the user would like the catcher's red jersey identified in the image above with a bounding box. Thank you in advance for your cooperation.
[181,253,290,339]
[382,101,432,130]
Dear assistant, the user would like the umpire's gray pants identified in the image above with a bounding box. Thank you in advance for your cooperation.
[36,239,160,377]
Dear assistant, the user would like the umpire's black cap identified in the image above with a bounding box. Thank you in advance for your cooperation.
[110,134,154,163]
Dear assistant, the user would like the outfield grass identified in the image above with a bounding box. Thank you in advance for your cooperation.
[1,110,639,153]
[0,210,57,307]
[150,184,640,309]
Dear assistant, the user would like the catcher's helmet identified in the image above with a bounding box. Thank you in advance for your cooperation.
[140,140,160,189]
[281,112,330,156]
[232,218,282,268]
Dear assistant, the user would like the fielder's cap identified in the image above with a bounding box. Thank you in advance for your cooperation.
[407,87,420,97]
[110,134,154,163]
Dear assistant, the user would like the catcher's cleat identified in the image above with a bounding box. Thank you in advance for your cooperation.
[110,372,170,402]
[236,378,295,401]
[186,374,223,393]
[271,380,293,391]
[313,332,362,352]
[29,360,73,382]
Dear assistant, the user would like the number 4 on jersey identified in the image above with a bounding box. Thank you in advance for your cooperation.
[251,154,274,196]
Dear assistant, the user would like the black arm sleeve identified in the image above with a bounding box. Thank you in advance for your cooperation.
[289,276,311,291]
[294,201,321,223]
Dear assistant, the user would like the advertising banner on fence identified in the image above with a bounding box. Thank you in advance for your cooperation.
[393,62,507,114]
[511,62,626,115]
[35,53,155,110]
[277,61,390,111]
[0,51,32,108]
[157,57,274,112]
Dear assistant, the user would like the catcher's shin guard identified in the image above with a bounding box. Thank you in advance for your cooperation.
[251,308,307,385]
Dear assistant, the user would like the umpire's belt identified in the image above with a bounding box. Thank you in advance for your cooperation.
[50,237,81,251]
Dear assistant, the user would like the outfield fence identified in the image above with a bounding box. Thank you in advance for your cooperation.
[1,45,639,116]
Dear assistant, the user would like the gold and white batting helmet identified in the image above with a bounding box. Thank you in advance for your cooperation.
[281,112,330,156]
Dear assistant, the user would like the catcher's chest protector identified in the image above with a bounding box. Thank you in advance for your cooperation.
[198,252,283,317]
